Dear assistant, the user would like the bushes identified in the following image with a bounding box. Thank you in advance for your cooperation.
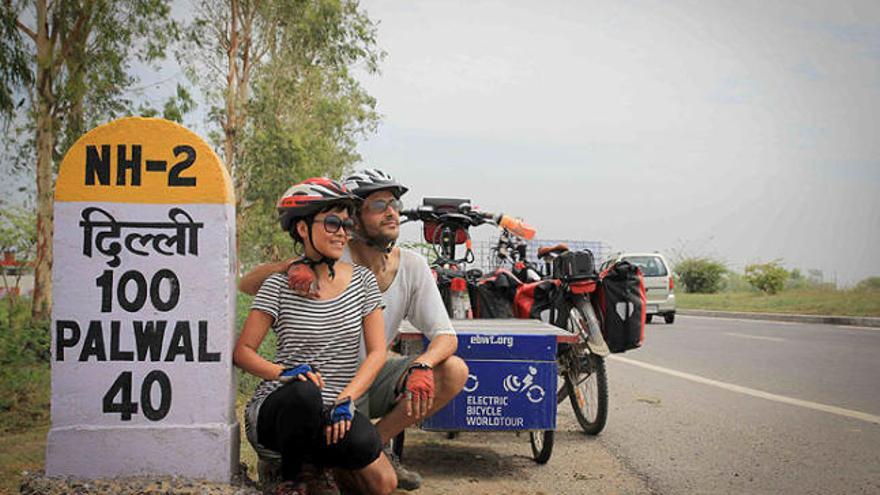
[855,276,880,291]
[674,257,726,293]
[0,297,50,432]
[721,271,752,292]
[744,260,789,295]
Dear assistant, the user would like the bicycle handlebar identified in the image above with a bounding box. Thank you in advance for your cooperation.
[401,204,536,240]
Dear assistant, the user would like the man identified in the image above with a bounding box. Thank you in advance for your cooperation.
[240,168,469,491]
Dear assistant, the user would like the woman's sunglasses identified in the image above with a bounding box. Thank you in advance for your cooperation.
[320,214,355,234]
[364,198,403,214]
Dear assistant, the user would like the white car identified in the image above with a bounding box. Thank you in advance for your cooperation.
[604,252,676,324]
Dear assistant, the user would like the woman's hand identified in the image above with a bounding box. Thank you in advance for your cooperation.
[278,364,324,389]
[324,396,354,445]
[287,261,321,298]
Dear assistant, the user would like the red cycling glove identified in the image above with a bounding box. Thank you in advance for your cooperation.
[401,364,435,400]
[287,261,318,296]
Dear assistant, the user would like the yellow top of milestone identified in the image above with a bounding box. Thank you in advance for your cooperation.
[55,117,233,204]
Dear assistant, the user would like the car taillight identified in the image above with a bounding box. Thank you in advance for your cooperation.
[669,276,674,291]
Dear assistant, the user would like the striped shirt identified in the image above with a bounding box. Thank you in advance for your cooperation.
[244,265,383,459]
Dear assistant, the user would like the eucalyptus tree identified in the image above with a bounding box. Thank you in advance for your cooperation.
[1,0,177,319]
[183,0,383,265]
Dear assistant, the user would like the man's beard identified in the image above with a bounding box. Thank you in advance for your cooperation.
[361,222,398,247]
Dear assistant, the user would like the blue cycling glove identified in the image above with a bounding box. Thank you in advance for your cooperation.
[325,396,354,424]
[279,364,314,383]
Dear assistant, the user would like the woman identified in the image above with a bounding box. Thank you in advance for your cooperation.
[233,178,396,495]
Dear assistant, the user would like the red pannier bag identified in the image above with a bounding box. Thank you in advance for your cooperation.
[513,280,558,319]
[596,261,646,353]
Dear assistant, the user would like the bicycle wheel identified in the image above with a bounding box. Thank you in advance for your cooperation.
[565,354,608,435]
[564,301,609,435]
[529,430,554,464]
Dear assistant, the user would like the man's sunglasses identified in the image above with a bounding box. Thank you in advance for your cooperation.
[320,214,355,234]
[364,198,403,214]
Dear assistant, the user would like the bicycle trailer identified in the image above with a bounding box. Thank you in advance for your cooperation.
[400,319,577,462]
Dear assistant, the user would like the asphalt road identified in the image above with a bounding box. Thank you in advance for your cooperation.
[599,315,880,494]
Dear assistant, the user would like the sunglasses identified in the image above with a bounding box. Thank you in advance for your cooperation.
[364,198,403,214]
[319,214,355,234]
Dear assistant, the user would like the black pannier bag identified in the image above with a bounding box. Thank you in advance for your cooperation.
[552,249,596,281]
[471,269,520,318]
[596,261,646,353]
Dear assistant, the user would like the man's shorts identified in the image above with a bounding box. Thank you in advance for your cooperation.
[356,353,415,419]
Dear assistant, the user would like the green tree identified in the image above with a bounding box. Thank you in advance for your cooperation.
[184,0,382,266]
[744,260,789,295]
[1,0,178,319]
[182,0,277,215]
[0,5,30,113]
[673,257,727,293]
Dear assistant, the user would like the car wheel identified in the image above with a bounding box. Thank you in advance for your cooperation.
[645,314,653,324]
[664,312,675,324]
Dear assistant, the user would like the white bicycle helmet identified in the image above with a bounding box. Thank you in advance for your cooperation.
[342,168,409,199]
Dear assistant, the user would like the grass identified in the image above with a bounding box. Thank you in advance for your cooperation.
[237,392,260,480]
[677,289,880,317]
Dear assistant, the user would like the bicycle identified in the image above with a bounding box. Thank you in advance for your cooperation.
[400,198,568,462]
[403,199,610,445]
[490,228,544,283]
[475,236,611,437]
[533,245,610,436]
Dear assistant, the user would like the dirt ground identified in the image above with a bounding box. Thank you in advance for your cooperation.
[396,414,654,495]
[13,411,654,494]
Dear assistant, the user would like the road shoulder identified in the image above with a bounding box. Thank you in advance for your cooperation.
[678,309,880,328]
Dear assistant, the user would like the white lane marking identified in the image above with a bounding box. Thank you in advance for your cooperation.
[610,356,880,425]
[835,325,880,332]
[724,332,785,342]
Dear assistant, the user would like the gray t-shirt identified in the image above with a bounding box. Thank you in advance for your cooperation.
[343,247,456,347]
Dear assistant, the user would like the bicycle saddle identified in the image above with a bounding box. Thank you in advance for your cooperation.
[537,243,569,258]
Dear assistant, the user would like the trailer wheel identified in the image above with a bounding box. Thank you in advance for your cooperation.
[529,430,554,464]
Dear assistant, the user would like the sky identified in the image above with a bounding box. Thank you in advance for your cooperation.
[3,1,877,285]
[351,0,880,285]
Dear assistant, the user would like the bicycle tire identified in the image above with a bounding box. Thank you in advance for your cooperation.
[565,355,608,435]
[529,430,554,464]
[564,301,609,435]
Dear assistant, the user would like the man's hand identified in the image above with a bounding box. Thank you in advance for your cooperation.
[324,396,354,445]
[278,364,324,389]
[399,363,435,419]
[287,261,320,298]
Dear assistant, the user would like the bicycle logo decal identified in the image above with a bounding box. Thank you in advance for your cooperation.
[502,366,546,404]
[463,373,479,393]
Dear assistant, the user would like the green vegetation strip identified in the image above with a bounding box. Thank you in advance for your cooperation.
[677,290,880,318]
